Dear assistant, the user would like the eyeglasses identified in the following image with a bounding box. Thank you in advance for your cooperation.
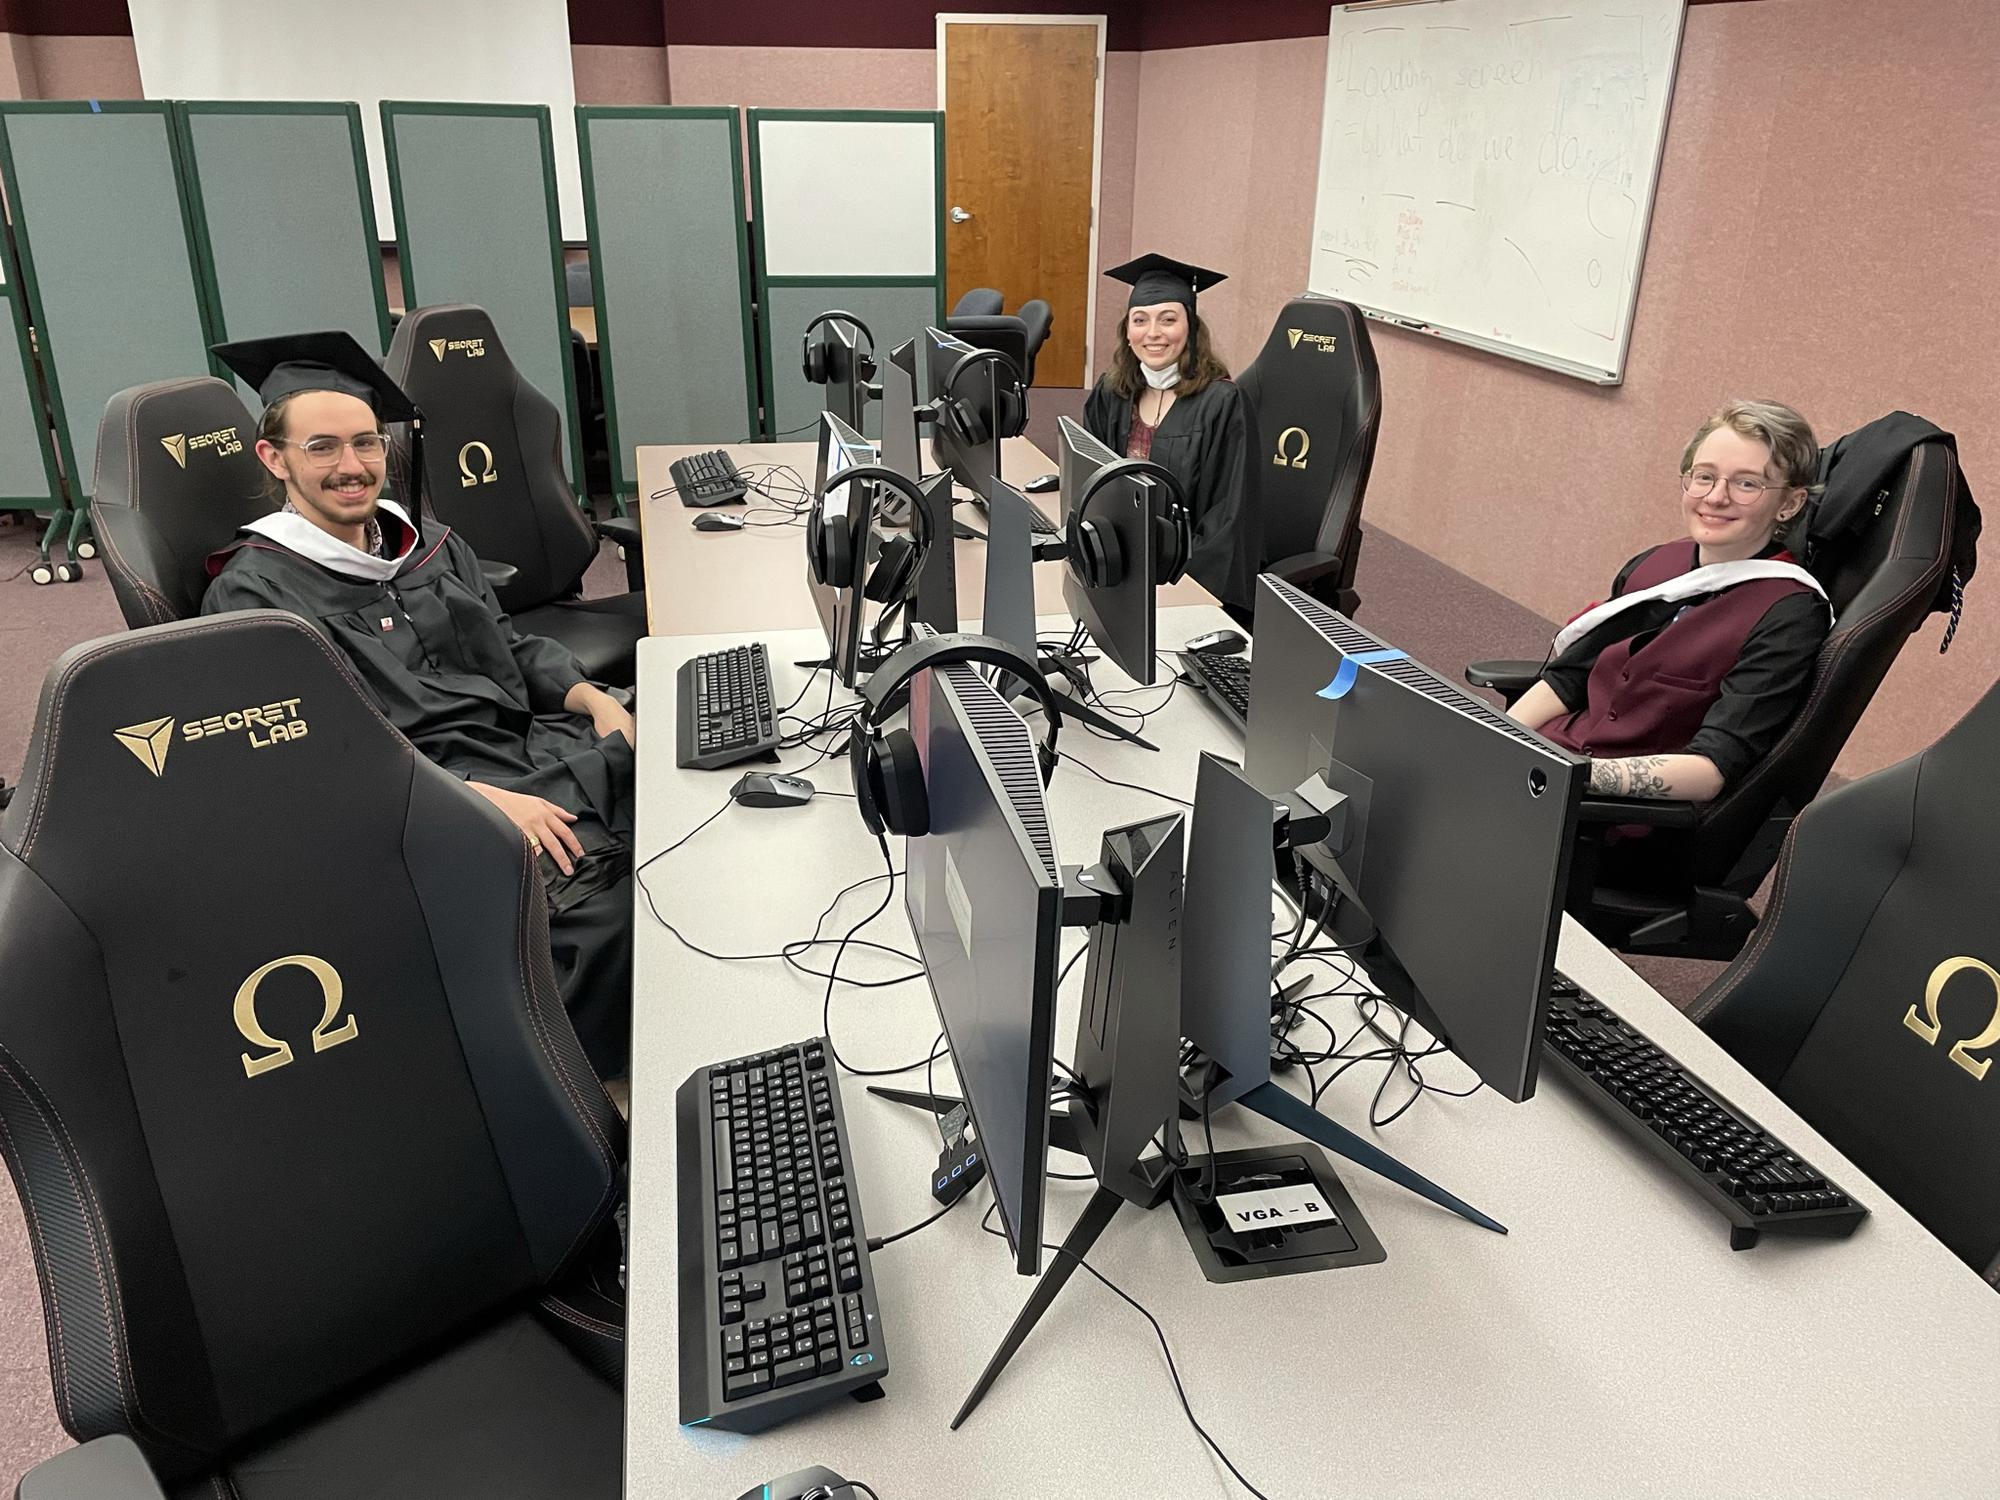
[1682,468,1789,503]
[277,433,390,467]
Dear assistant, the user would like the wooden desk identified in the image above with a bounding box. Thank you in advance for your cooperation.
[634,437,1217,636]
[624,607,2000,1499]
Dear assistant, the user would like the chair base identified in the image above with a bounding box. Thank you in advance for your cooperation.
[1575,883,1761,963]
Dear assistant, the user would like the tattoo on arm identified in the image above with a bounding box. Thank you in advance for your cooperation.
[1590,755,1675,799]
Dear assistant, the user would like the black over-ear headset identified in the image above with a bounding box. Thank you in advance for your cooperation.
[849,632,1063,838]
[801,311,877,385]
[937,347,1028,446]
[1065,458,1194,588]
[806,464,936,606]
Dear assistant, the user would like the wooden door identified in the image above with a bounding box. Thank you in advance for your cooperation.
[941,19,1100,388]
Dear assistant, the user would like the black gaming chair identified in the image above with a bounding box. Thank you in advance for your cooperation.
[1235,297,1381,618]
[947,288,1054,388]
[384,304,643,687]
[1690,677,2000,1286]
[1468,425,1973,961]
[0,611,626,1497]
[90,378,276,628]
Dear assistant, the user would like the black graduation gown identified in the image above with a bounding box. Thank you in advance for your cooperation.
[201,525,635,1077]
[1084,376,1262,612]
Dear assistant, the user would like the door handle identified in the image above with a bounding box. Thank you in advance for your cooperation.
[950,206,973,223]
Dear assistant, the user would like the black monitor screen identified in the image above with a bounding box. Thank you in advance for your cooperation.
[879,338,923,488]
[1057,415,1157,686]
[905,658,1064,1275]
[924,325,996,503]
[817,319,868,433]
[1242,575,1585,1102]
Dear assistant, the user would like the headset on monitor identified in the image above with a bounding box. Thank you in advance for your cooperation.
[849,631,1062,838]
[806,463,935,606]
[936,346,1028,447]
[801,311,878,385]
[1064,457,1193,587]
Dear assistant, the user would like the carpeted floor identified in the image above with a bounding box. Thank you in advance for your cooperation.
[0,426,1734,1488]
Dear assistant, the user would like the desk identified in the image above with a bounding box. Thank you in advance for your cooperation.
[627,607,2000,1499]
[633,437,1218,635]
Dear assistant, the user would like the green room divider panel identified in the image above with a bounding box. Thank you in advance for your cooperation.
[176,101,392,393]
[0,279,63,519]
[748,109,945,442]
[577,107,755,493]
[380,102,584,490]
[0,102,212,502]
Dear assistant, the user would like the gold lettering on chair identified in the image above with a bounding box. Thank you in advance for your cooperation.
[1904,956,2000,1081]
[457,441,498,488]
[1273,427,1311,470]
[234,955,358,1079]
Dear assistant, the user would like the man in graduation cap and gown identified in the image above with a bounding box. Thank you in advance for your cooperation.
[201,331,635,1080]
[1084,253,1262,618]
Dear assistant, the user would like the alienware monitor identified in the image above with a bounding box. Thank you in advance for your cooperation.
[905,655,1064,1275]
[879,338,924,489]
[1057,415,1160,686]
[924,326,998,505]
[1239,574,1586,1101]
[807,412,878,688]
[816,317,871,433]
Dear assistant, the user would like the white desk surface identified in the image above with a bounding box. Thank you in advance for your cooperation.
[633,437,1217,636]
[626,607,2000,1499]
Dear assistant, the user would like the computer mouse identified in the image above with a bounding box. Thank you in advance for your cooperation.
[734,1467,853,1500]
[1024,472,1061,493]
[1186,628,1249,656]
[730,772,816,808]
[694,512,746,532]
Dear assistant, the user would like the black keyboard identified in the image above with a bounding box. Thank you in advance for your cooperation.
[1027,505,1062,538]
[677,1037,888,1433]
[1178,648,1250,731]
[671,448,749,507]
[676,643,780,770]
[1543,974,1867,1250]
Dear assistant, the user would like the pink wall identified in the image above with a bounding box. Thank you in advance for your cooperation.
[665,45,935,111]
[1129,0,2000,779]
[16,32,137,97]
[571,43,671,105]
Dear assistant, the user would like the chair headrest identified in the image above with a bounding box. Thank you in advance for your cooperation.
[91,377,273,618]
[386,303,510,379]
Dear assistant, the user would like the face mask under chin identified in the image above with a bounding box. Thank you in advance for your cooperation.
[1140,361,1182,391]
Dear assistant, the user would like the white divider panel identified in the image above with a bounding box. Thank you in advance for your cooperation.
[753,115,940,280]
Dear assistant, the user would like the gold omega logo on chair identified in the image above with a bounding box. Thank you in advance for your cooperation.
[1903,956,2000,1082]
[233,955,359,1079]
[1273,427,1310,470]
[458,440,498,488]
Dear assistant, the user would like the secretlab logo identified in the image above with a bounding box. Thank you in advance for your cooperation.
[159,426,244,468]
[113,698,310,777]
[429,337,486,361]
[1287,329,1340,354]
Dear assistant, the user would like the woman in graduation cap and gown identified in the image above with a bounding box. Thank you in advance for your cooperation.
[1084,254,1262,618]
[200,331,636,1080]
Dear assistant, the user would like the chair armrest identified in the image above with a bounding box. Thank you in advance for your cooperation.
[479,559,520,594]
[1017,298,1053,350]
[1464,659,1542,696]
[1268,549,1343,589]
[595,515,640,550]
[18,1436,169,1500]
[1576,796,1703,829]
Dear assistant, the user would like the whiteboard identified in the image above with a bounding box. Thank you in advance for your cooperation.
[127,0,583,240]
[755,117,939,279]
[1308,0,1685,383]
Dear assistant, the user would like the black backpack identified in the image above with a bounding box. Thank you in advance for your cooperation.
[1805,411,1981,650]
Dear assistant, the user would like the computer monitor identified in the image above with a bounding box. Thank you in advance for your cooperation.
[814,317,871,432]
[807,412,878,688]
[924,326,997,504]
[1238,574,1586,1101]
[904,656,1064,1275]
[879,338,924,488]
[1057,415,1160,686]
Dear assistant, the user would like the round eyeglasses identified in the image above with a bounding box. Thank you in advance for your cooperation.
[1682,468,1786,504]
[277,433,390,467]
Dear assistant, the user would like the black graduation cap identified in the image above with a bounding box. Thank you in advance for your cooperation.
[1105,253,1227,315]
[211,330,420,424]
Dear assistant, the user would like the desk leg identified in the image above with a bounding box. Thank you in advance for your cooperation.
[951,1183,1126,1430]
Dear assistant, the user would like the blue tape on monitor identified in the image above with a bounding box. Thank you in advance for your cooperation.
[1317,648,1407,700]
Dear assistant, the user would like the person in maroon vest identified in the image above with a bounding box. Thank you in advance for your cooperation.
[1509,400,1831,802]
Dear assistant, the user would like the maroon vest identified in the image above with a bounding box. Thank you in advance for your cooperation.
[1543,540,1817,761]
